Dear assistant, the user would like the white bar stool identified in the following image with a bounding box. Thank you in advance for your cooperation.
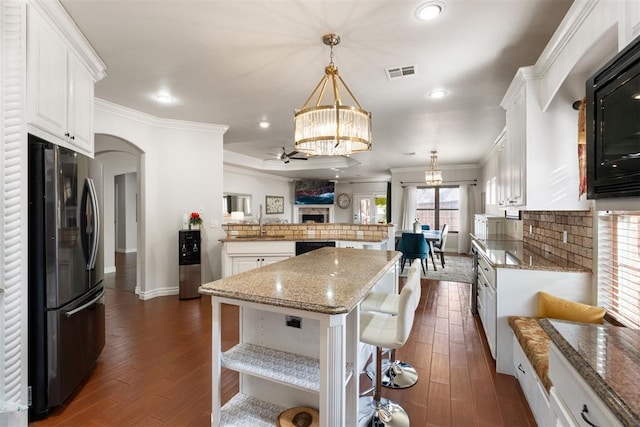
[358,262,421,427]
[360,262,421,389]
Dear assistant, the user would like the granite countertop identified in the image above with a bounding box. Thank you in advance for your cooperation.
[540,319,640,426]
[220,236,387,243]
[199,247,401,314]
[471,234,589,273]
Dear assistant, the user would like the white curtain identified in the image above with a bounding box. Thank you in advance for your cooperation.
[400,186,417,230]
[457,184,475,254]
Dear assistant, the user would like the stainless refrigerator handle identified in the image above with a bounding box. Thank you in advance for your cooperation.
[86,178,100,270]
[65,288,105,318]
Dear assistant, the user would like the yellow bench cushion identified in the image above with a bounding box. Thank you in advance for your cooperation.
[508,316,552,392]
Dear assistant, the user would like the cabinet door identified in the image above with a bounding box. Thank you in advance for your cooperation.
[27,9,68,139]
[232,257,262,274]
[485,284,497,358]
[505,87,526,206]
[498,139,509,206]
[261,255,291,267]
[67,52,95,154]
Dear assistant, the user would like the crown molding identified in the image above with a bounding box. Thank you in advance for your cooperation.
[94,98,229,134]
[28,0,107,81]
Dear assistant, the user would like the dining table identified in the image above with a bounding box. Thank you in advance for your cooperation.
[395,229,442,270]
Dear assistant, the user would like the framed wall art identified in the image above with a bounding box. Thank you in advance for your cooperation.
[265,195,284,214]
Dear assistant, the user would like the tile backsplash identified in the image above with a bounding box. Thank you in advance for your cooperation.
[522,210,593,270]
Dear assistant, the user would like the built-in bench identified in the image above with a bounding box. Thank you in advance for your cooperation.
[508,316,554,426]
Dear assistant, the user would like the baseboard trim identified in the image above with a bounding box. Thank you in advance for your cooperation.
[138,287,179,300]
[116,248,138,254]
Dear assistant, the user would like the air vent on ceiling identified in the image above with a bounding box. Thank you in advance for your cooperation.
[386,65,416,81]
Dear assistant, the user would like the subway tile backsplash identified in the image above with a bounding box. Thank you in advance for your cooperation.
[522,210,593,270]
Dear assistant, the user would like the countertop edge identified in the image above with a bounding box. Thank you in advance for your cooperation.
[198,287,350,314]
[471,235,591,273]
[200,250,401,315]
[220,237,388,243]
[539,319,639,427]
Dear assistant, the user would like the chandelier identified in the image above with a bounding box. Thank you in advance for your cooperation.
[425,150,443,185]
[293,33,372,156]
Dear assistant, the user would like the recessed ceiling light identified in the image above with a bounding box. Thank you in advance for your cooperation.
[428,89,448,99]
[259,120,270,129]
[415,2,444,21]
[154,93,175,104]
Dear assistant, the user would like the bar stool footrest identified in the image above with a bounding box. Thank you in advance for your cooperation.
[366,359,419,389]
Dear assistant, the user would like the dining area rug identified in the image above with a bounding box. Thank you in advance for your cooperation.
[399,255,474,284]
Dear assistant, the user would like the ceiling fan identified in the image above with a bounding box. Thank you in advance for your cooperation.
[267,147,309,164]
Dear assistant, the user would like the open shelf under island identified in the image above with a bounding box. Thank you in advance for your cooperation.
[199,247,400,426]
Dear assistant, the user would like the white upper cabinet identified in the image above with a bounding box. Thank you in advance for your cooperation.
[500,79,526,207]
[27,10,68,141]
[67,51,95,151]
[26,2,106,157]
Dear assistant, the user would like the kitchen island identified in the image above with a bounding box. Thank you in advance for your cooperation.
[199,247,400,426]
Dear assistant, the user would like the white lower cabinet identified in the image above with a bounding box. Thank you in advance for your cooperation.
[548,343,621,427]
[477,266,497,359]
[474,251,591,375]
[222,241,295,277]
[512,335,553,427]
[231,255,290,275]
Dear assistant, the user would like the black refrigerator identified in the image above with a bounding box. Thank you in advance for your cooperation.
[28,134,105,420]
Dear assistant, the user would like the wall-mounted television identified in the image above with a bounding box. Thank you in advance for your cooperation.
[294,180,335,205]
[587,32,640,199]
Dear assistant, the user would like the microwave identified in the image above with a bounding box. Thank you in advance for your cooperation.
[586,33,640,199]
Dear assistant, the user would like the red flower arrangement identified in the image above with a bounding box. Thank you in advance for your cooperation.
[189,212,203,226]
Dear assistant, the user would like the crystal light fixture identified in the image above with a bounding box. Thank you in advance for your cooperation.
[294,33,372,156]
[425,150,443,185]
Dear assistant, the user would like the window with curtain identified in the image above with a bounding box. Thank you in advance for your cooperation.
[416,186,460,231]
[597,211,640,328]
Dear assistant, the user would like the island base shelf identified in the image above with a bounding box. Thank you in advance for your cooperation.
[218,393,285,426]
[222,342,354,393]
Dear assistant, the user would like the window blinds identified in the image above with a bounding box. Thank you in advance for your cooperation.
[597,211,640,329]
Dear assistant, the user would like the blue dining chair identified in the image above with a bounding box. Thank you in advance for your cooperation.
[397,232,428,274]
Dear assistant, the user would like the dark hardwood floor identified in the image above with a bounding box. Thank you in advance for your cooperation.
[31,256,535,426]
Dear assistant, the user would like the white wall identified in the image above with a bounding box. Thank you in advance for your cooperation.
[223,166,292,223]
[333,181,389,223]
[94,99,228,299]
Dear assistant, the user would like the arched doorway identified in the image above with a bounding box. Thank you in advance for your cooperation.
[94,134,144,294]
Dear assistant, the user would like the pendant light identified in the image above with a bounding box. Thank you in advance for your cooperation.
[425,150,443,185]
[293,34,372,156]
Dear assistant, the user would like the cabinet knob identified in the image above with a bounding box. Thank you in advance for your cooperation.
[517,364,525,374]
[70,135,75,140]
[64,132,70,137]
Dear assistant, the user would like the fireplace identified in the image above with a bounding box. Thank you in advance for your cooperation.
[295,205,334,223]
[302,214,325,223]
